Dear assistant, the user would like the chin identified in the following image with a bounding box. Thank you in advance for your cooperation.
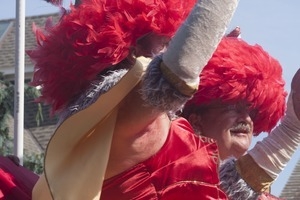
[234,146,250,157]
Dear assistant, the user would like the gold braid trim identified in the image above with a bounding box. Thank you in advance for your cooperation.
[160,62,199,97]
[236,154,274,193]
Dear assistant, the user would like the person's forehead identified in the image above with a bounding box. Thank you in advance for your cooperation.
[206,100,250,108]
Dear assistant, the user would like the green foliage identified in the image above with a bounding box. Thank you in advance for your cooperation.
[0,73,13,155]
[0,134,13,155]
[23,153,44,175]
[0,72,44,174]
[24,84,43,126]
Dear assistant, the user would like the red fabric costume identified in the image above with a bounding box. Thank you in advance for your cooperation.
[0,156,38,200]
[101,118,227,200]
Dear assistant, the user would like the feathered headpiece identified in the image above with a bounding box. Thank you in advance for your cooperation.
[184,37,287,135]
[29,0,196,112]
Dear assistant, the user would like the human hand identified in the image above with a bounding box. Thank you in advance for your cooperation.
[226,26,241,38]
[291,68,300,119]
[44,0,62,6]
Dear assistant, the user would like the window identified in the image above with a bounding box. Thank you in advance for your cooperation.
[0,21,11,39]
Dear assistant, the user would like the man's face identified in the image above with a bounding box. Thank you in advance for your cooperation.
[189,102,255,160]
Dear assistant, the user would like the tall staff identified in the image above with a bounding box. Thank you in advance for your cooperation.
[14,0,25,165]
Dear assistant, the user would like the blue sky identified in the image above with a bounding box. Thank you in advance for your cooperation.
[1,0,300,197]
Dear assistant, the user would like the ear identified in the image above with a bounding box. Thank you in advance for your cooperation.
[188,113,203,133]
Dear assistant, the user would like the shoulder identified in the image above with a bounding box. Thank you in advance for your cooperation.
[170,117,194,134]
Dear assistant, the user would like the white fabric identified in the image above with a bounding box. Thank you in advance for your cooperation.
[162,0,239,85]
[32,60,145,200]
[249,93,300,179]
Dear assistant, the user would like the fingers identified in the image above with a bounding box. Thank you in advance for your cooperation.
[226,26,241,38]
[291,68,300,91]
[291,68,300,119]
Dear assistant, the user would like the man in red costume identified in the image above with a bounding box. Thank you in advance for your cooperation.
[182,33,300,199]
[27,0,239,199]
[28,0,237,200]
[2,0,233,198]
[183,35,286,160]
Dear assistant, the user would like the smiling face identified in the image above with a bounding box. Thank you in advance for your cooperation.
[188,102,255,160]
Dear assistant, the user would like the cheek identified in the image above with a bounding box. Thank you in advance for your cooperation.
[202,117,235,141]
[214,134,234,160]
[230,135,252,158]
[201,120,231,141]
[232,135,252,148]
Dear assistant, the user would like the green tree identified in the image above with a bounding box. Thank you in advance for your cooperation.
[0,73,44,174]
[0,73,14,155]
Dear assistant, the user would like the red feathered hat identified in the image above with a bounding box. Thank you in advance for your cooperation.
[28,0,196,112]
[184,37,287,135]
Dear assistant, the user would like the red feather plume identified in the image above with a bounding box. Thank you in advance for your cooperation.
[28,0,196,113]
[185,37,287,135]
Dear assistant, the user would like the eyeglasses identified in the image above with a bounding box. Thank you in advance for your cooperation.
[205,103,258,120]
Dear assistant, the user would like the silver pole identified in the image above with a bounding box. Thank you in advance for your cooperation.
[14,0,26,165]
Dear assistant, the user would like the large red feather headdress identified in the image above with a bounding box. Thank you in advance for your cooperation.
[28,0,196,112]
[185,37,287,135]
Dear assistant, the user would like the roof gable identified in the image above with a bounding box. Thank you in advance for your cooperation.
[0,13,60,79]
[280,158,300,199]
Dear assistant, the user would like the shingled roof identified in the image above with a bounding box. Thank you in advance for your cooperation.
[0,13,61,154]
[0,13,60,79]
[280,159,300,199]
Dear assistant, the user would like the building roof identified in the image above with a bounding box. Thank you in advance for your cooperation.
[0,13,60,80]
[280,158,300,199]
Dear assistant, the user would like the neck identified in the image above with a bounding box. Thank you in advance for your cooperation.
[105,112,170,179]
